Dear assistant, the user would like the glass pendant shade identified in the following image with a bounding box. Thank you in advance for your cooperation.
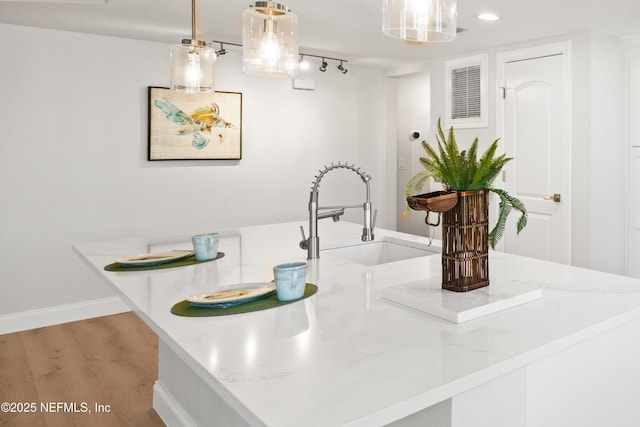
[382,0,457,42]
[242,1,299,78]
[170,40,217,93]
[170,0,216,93]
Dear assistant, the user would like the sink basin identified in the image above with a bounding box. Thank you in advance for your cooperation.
[321,237,439,266]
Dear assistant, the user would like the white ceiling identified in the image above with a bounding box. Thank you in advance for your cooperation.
[2,0,640,67]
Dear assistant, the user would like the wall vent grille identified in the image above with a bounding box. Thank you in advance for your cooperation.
[445,54,488,129]
[451,65,481,120]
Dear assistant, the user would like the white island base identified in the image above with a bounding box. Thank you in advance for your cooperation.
[73,222,640,427]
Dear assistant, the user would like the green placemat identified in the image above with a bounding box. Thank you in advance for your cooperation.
[104,252,225,272]
[171,283,318,317]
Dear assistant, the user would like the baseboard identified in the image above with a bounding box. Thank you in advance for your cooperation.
[153,381,197,427]
[0,297,131,335]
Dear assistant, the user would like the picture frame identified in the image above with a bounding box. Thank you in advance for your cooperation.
[148,87,242,160]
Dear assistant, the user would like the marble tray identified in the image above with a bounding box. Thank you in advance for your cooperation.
[382,277,541,323]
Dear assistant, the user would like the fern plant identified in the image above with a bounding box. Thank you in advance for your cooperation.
[405,119,527,249]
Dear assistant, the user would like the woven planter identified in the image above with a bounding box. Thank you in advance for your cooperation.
[441,189,489,292]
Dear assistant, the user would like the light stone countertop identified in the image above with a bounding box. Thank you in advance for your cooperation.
[74,221,640,426]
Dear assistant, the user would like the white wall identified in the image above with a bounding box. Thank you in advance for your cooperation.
[385,31,628,274]
[570,33,594,270]
[0,24,385,323]
[394,72,431,237]
[589,33,626,273]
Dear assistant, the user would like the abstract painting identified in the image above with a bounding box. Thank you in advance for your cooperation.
[148,87,242,160]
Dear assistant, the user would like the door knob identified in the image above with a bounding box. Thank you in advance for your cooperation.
[543,193,561,202]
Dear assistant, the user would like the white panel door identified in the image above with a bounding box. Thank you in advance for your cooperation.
[502,53,570,263]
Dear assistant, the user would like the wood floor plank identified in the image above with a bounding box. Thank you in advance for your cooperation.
[0,312,164,427]
[0,332,47,426]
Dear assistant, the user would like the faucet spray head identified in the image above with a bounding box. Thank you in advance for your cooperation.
[310,162,371,192]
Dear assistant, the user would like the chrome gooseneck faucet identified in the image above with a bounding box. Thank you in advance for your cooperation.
[300,162,376,260]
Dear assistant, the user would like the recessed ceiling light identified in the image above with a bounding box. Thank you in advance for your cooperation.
[477,13,501,21]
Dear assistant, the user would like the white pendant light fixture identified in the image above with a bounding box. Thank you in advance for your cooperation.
[382,0,457,42]
[242,1,299,78]
[170,0,217,93]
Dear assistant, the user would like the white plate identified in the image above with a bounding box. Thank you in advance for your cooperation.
[187,282,276,305]
[115,250,193,266]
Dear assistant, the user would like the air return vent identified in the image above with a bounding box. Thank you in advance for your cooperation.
[445,54,488,128]
[451,65,481,119]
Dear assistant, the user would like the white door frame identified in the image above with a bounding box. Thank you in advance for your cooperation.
[495,41,572,262]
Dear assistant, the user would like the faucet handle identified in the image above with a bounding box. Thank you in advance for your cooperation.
[299,226,309,250]
[372,209,378,229]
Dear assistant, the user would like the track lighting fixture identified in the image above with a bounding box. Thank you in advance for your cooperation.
[209,41,349,76]
[310,55,347,75]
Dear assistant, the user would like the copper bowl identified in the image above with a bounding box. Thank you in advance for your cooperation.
[407,191,458,213]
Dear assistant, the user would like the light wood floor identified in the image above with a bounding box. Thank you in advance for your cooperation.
[0,312,165,427]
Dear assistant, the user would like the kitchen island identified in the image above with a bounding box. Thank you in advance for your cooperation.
[74,221,640,427]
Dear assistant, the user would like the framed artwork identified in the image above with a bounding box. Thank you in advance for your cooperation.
[148,87,242,160]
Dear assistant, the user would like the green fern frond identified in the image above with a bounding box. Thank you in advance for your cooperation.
[481,154,511,188]
[467,137,478,164]
[488,188,528,247]
[420,142,448,183]
[405,171,431,197]
[469,140,499,189]
[464,137,479,188]
[488,190,512,249]
[401,171,433,221]
[436,118,447,144]
[459,150,470,188]
[435,136,460,189]
[444,125,463,182]
[508,193,528,233]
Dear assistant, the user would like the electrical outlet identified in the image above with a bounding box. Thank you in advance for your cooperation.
[398,158,407,170]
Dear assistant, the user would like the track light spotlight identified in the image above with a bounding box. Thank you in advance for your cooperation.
[319,58,328,72]
[216,42,227,56]
[337,61,348,74]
